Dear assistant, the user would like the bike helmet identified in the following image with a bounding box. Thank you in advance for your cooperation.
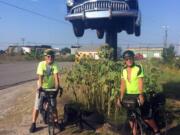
[122,50,135,59]
[43,49,55,56]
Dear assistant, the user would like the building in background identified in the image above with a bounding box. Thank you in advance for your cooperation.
[71,45,81,55]
[5,45,61,56]
[175,44,180,56]
[127,47,164,59]
[73,45,121,61]
[6,46,23,55]
[75,46,100,62]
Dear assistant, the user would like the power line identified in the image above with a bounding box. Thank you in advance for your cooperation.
[0,0,67,24]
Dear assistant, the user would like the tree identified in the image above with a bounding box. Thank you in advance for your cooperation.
[60,47,71,54]
[162,44,176,64]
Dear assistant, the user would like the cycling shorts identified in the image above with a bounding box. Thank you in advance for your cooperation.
[34,91,57,110]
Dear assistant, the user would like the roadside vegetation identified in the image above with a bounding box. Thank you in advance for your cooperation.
[59,45,180,133]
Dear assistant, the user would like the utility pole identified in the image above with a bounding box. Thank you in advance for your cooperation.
[21,38,25,46]
[162,25,169,58]
[76,37,80,46]
[162,25,169,48]
[105,30,117,60]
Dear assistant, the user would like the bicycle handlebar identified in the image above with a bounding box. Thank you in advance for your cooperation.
[38,87,63,98]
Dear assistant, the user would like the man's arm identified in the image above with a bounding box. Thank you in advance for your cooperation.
[117,79,126,107]
[120,79,126,101]
[138,77,144,104]
[37,75,43,89]
[36,62,43,89]
[138,77,143,94]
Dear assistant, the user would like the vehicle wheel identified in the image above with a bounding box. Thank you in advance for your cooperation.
[40,101,48,124]
[47,110,55,135]
[96,29,104,39]
[126,21,134,35]
[127,27,134,34]
[136,120,144,135]
[135,25,141,36]
[73,22,84,37]
[42,110,48,124]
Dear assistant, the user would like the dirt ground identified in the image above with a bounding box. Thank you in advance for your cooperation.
[0,81,39,135]
[0,62,116,135]
[0,81,180,135]
[0,81,118,135]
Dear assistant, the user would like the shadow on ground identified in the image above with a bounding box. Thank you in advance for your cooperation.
[166,124,180,135]
[35,126,47,132]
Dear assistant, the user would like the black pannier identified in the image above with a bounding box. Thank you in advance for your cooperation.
[63,103,104,130]
[63,103,80,124]
[150,92,166,107]
[122,98,138,110]
[149,92,166,129]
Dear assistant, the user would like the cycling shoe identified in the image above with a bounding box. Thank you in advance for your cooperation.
[29,123,36,133]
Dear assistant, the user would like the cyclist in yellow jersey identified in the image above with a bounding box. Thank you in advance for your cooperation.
[29,49,61,133]
[117,50,160,135]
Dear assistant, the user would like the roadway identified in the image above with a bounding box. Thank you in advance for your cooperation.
[0,62,73,90]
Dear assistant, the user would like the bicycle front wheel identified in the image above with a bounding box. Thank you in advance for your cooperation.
[136,120,153,135]
[47,110,55,135]
[134,119,144,135]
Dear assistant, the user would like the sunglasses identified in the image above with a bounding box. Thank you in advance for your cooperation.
[46,55,55,59]
[124,57,133,61]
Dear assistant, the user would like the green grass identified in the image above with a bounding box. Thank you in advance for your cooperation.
[160,66,180,83]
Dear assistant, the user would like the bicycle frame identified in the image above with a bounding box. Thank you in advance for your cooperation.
[121,92,167,135]
[121,100,154,135]
[130,108,152,135]
[39,89,58,135]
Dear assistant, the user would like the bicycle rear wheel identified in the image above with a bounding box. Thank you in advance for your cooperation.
[47,110,55,135]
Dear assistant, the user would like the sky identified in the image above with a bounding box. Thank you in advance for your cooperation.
[0,0,180,50]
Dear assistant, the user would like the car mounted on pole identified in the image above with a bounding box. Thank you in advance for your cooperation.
[65,0,141,38]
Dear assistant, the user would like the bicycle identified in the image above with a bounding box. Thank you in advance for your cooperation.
[39,88,60,135]
[121,92,167,135]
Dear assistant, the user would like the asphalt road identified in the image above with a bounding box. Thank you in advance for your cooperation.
[0,62,73,89]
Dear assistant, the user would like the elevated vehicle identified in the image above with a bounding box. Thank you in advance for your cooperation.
[65,0,141,38]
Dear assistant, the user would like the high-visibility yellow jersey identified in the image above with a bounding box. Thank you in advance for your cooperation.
[121,64,144,94]
[37,61,59,89]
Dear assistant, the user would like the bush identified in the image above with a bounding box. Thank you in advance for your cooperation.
[140,60,163,93]
[56,55,75,62]
[65,58,122,117]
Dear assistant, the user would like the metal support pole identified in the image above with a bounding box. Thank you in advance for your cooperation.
[105,31,117,60]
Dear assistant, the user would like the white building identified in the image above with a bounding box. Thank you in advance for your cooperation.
[22,47,31,54]
[176,45,180,56]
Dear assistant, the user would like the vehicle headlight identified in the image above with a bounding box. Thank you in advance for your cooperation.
[67,0,74,7]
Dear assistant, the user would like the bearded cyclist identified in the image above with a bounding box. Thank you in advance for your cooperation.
[117,50,160,135]
[29,49,61,133]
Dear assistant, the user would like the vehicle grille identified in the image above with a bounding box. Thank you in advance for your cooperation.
[72,0,129,14]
